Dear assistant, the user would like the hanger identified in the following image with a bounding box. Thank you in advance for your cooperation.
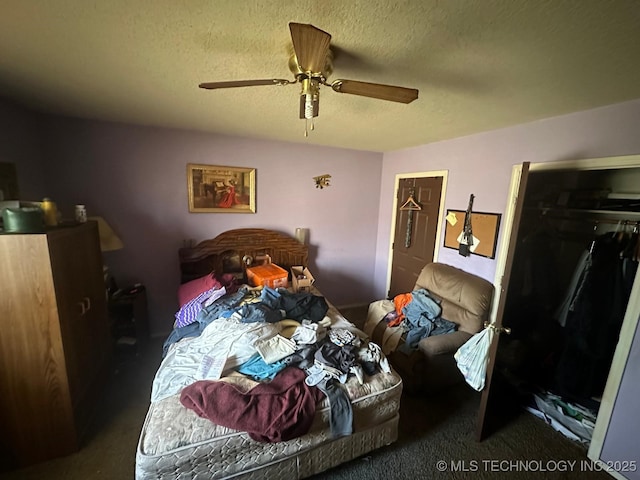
[589,221,599,254]
[622,221,640,261]
[400,185,422,211]
[615,220,629,243]
[400,194,422,211]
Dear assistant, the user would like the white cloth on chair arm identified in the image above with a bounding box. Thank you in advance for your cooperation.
[418,330,473,357]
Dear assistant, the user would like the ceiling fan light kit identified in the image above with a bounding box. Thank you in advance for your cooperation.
[199,22,419,136]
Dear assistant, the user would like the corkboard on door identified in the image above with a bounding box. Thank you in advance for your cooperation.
[443,210,501,258]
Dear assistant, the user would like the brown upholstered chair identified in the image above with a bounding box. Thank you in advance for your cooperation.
[364,262,494,393]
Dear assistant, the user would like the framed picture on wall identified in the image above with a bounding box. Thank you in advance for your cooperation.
[187,163,256,213]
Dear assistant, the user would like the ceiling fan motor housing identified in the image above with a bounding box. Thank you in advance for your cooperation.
[288,51,333,81]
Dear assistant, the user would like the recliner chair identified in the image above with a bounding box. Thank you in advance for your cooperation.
[364,262,494,393]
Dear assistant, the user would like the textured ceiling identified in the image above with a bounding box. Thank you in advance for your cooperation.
[1,0,640,152]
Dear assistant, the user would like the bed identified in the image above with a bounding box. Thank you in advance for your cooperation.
[135,228,403,479]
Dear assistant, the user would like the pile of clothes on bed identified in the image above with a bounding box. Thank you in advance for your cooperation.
[152,273,391,443]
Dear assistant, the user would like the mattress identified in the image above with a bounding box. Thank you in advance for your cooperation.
[136,367,402,479]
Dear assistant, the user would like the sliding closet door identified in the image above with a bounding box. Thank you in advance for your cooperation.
[475,162,530,441]
[588,267,640,480]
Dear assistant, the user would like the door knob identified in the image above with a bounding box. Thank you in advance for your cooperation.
[484,322,511,335]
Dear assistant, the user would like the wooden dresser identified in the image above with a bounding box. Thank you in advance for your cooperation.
[0,221,111,468]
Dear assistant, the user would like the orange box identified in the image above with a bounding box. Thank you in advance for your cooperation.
[246,263,288,288]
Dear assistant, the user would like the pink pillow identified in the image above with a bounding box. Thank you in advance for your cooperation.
[178,274,220,307]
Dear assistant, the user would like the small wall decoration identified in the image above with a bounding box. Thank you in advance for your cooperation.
[187,163,256,213]
[313,174,331,189]
[443,209,501,259]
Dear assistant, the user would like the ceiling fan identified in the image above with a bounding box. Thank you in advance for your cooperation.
[199,22,419,136]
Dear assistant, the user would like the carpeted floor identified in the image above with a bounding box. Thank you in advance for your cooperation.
[0,307,610,480]
[312,378,609,480]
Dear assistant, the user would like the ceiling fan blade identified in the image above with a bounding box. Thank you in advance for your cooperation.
[289,23,331,73]
[199,79,291,89]
[330,79,419,104]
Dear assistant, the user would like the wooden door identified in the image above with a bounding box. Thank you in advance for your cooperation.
[475,162,530,441]
[49,223,109,412]
[83,224,111,382]
[49,226,95,405]
[389,176,443,298]
[0,233,77,466]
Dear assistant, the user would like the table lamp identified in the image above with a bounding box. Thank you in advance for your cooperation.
[89,216,124,252]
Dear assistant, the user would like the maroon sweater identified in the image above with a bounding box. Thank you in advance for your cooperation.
[180,367,324,442]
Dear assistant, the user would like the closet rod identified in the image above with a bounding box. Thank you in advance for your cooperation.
[538,207,640,225]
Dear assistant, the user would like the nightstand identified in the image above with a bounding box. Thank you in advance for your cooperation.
[108,286,149,353]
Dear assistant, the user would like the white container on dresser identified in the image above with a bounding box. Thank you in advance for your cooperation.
[0,221,111,469]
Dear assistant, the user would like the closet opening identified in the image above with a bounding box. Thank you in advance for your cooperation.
[493,166,640,447]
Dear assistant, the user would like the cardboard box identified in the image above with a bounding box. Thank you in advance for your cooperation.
[291,266,315,293]
[246,262,288,288]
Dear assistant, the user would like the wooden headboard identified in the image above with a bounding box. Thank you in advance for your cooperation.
[178,228,308,284]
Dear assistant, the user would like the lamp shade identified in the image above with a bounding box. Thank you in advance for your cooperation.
[89,216,124,252]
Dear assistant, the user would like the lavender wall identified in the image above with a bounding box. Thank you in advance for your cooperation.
[39,117,383,335]
[0,98,46,200]
[375,99,640,295]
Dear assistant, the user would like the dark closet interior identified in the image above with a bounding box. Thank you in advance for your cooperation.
[494,166,640,445]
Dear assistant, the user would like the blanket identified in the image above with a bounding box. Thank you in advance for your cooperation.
[180,366,324,443]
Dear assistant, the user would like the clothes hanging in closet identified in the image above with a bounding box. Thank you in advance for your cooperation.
[554,232,638,404]
[515,228,562,317]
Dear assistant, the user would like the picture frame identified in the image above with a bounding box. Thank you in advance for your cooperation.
[187,163,256,213]
[443,209,502,259]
